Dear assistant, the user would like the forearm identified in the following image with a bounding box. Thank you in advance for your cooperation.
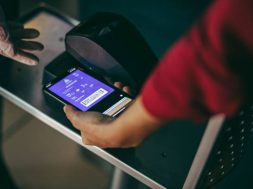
[110,96,164,147]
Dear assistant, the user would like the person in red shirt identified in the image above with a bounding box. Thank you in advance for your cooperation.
[64,0,253,148]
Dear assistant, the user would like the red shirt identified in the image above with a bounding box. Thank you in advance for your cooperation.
[141,0,253,121]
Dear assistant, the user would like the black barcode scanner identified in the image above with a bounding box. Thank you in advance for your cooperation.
[65,12,157,91]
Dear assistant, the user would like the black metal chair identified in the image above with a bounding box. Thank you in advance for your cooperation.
[183,105,253,189]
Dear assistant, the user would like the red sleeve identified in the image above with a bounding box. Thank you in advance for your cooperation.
[141,0,253,121]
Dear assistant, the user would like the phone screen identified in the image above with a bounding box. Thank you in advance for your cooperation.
[47,69,115,111]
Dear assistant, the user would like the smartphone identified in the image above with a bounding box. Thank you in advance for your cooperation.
[43,67,132,117]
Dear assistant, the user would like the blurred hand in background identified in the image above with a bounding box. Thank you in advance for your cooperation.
[0,6,43,65]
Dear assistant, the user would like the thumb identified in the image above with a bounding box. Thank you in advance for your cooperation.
[63,105,82,129]
[64,105,112,131]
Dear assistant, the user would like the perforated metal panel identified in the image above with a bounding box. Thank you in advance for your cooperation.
[198,106,253,188]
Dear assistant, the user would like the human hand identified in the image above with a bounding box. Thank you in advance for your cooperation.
[64,97,161,148]
[64,105,119,147]
[64,82,162,148]
[64,82,132,148]
[0,8,43,65]
[113,81,132,95]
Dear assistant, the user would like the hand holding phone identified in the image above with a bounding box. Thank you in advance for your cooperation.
[43,67,132,117]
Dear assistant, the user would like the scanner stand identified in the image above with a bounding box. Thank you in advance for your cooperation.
[42,52,84,85]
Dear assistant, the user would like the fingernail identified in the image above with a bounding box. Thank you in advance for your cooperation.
[25,58,38,66]
[63,105,67,112]
[29,62,38,66]
[23,60,37,66]
[31,59,39,65]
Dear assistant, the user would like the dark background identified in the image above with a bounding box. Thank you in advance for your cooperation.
[0,0,252,188]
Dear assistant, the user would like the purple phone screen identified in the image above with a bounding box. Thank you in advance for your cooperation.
[48,69,114,111]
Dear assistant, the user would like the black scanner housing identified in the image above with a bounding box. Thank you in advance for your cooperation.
[65,12,157,90]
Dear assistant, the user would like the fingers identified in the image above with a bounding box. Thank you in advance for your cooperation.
[15,40,44,51]
[114,82,132,95]
[64,105,117,147]
[114,81,123,89]
[81,132,92,145]
[80,131,110,148]
[64,105,107,128]
[11,49,39,65]
[10,28,40,39]
[63,105,96,130]
[8,23,42,48]
[0,21,43,65]
[64,105,82,129]
[123,86,131,94]
[0,39,15,57]
[0,40,42,65]
[81,131,102,147]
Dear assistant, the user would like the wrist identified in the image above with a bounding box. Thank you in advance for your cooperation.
[110,97,163,147]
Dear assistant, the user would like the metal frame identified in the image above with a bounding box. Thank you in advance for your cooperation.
[0,87,166,189]
[182,115,225,189]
